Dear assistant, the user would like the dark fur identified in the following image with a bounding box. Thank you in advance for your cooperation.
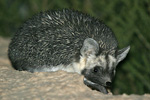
[8,9,118,71]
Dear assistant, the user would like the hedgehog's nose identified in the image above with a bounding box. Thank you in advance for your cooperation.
[106,81,112,87]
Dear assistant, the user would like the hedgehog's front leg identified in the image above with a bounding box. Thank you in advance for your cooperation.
[83,78,108,94]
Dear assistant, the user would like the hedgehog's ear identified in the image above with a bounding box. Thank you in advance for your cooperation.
[80,38,99,56]
[116,46,130,63]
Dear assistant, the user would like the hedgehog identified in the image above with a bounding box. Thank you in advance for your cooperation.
[8,9,130,94]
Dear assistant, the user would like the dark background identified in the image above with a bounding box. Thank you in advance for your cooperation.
[0,0,149,95]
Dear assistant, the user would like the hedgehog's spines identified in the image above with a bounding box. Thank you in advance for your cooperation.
[8,9,118,69]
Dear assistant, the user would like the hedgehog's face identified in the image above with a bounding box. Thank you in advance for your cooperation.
[80,38,130,93]
[81,54,116,87]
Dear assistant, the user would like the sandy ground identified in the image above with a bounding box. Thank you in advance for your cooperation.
[0,37,150,100]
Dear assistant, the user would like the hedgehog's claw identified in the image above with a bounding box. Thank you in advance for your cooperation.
[83,78,108,94]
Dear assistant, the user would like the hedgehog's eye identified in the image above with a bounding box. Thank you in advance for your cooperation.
[94,67,98,73]
[93,66,100,73]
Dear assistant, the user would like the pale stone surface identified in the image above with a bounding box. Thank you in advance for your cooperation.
[0,37,150,100]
